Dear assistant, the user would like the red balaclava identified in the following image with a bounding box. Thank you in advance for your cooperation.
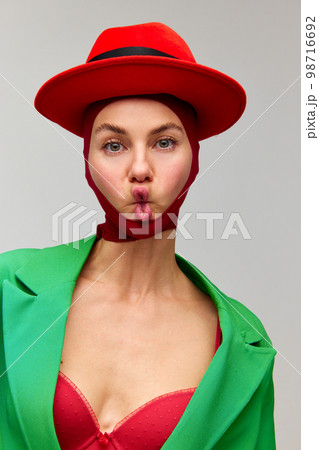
[82,93,200,242]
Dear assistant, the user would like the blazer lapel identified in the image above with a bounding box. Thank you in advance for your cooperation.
[2,235,276,450]
[2,234,97,449]
[161,255,277,449]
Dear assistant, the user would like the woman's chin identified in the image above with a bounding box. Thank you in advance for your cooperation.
[119,206,165,222]
[132,202,153,221]
[121,213,153,222]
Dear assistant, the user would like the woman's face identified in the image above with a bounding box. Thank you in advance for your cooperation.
[88,97,193,221]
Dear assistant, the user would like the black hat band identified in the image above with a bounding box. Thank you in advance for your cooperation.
[87,46,178,63]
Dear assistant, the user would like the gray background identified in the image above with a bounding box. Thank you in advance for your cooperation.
[0,1,300,448]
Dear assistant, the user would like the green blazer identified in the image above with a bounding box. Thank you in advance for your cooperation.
[0,234,277,449]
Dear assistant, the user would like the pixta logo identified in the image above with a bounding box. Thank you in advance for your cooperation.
[52,202,98,249]
[117,212,251,240]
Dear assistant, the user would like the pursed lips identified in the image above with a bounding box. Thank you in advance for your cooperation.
[132,186,149,203]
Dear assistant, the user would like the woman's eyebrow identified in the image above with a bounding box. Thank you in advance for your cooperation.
[94,122,184,136]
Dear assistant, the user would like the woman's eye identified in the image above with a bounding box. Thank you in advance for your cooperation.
[102,140,124,153]
[155,138,177,150]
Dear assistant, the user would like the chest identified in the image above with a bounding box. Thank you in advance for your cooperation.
[58,278,218,434]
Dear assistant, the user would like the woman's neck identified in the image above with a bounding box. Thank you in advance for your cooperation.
[79,229,190,304]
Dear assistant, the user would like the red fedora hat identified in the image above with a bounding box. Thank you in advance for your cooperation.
[34,22,246,141]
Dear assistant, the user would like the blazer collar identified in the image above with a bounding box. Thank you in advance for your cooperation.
[2,234,276,449]
[14,234,97,295]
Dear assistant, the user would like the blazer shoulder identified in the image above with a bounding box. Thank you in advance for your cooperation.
[222,292,274,349]
[0,247,41,284]
[177,255,275,351]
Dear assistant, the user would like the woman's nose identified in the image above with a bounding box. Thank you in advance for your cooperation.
[128,148,153,182]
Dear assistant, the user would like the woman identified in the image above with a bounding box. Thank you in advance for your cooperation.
[0,22,277,449]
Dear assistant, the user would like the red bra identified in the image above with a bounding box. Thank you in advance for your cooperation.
[53,316,222,449]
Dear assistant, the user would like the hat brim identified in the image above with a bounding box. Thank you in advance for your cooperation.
[34,55,246,141]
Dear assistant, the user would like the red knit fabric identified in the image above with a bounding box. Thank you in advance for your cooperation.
[82,93,200,242]
[53,316,221,449]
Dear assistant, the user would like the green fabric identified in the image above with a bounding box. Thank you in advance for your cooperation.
[0,234,277,449]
